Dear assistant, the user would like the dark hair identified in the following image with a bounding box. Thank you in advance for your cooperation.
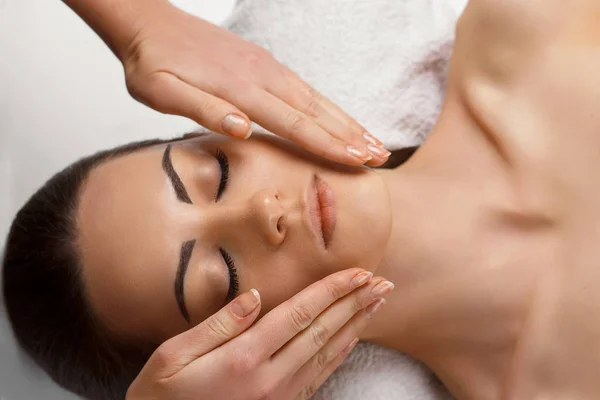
[2,137,182,400]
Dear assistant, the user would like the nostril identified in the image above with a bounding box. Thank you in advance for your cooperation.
[275,193,281,200]
[276,216,284,233]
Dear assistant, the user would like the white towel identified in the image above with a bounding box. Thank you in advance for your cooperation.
[221,0,464,399]
[224,0,464,150]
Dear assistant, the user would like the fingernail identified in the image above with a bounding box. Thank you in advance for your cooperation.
[363,132,382,146]
[231,288,260,318]
[346,145,372,161]
[222,113,252,139]
[342,337,360,354]
[366,298,386,318]
[367,144,391,158]
[351,271,373,287]
[372,281,395,297]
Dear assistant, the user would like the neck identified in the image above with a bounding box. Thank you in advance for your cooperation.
[359,124,539,399]
[361,158,461,356]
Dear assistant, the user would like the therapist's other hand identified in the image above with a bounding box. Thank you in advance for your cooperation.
[126,268,393,400]
[121,3,390,167]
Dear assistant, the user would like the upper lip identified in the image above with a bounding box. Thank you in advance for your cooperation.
[304,175,337,248]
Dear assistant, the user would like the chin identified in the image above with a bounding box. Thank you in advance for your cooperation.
[325,167,392,274]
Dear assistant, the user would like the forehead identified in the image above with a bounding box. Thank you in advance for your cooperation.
[76,145,186,340]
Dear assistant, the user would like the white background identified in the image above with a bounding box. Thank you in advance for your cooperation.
[0,1,235,399]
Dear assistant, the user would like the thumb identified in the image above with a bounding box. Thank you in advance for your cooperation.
[151,289,262,377]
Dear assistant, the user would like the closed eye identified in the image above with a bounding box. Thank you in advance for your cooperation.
[215,148,229,201]
[214,149,238,302]
[220,248,239,302]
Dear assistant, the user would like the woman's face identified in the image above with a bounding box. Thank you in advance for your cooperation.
[77,133,392,343]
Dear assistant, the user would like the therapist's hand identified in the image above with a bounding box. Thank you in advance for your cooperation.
[120,2,390,167]
[126,268,393,400]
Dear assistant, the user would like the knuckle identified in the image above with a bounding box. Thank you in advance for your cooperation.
[309,320,330,348]
[301,381,320,399]
[285,112,309,137]
[253,381,278,400]
[245,54,263,75]
[322,279,345,300]
[245,51,262,65]
[319,136,342,159]
[304,88,324,118]
[191,99,217,120]
[327,135,344,153]
[229,351,259,375]
[205,316,231,339]
[244,50,272,75]
[351,294,366,312]
[289,301,315,331]
[326,134,338,147]
[312,349,329,373]
[304,98,323,119]
[308,87,324,103]
[355,285,378,309]
[150,345,177,370]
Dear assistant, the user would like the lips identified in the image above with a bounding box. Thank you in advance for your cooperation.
[307,175,337,248]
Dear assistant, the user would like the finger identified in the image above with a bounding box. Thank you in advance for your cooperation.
[267,74,364,145]
[364,147,392,167]
[291,299,386,400]
[270,69,391,164]
[298,338,359,400]
[292,339,358,400]
[219,82,373,165]
[130,71,252,138]
[270,277,393,375]
[249,268,373,358]
[254,91,374,165]
[151,289,261,378]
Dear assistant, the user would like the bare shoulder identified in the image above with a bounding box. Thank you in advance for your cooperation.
[443,0,600,216]
[453,0,600,80]
[448,0,600,157]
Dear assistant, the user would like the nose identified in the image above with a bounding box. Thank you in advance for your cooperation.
[201,188,287,247]
[249,187,287,246]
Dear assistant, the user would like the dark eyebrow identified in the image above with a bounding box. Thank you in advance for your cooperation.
[175,240,195,323]
[162,144,193,204]
[163,145,194,322]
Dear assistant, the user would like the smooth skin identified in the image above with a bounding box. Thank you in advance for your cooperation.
[62,0,391,166]
[57,1,391,397]
[78,0,600,399]
[77,130,395,399]
[78,134,392,341]
[126,269,392,400]
[357,0,600,399]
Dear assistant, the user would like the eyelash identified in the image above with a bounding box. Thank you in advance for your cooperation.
[215,149,238,301]
[220,248,239,302]
[215,148,229,201]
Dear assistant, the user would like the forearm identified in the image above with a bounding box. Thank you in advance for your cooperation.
[62,0,172,60]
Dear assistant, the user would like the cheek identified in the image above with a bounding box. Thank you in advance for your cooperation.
[247,251,325,317]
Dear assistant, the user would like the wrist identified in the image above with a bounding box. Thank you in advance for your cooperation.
[63,0,173,60]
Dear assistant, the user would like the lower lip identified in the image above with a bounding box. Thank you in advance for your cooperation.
[310,175,337,248]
